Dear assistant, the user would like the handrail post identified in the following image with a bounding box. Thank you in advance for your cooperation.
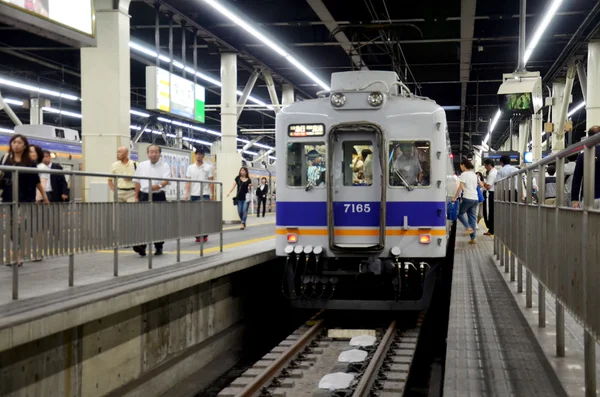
[12,169,19,300]
[177,180,181,263]
[148,178,153,269]
[200,182,204,257]
[555,157,565,357]
[69,173,75,286]
[113,175,119,277]
[537,164,545,328]
[582,144,596,397]
[220,183,223,253]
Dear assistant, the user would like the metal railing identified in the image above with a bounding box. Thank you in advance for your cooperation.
[494,132,600,397]
[0,165,223,300]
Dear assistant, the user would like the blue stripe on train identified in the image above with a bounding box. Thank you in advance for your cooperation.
[276,201,446,227]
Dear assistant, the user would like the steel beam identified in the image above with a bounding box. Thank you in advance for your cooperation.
[263,70,281,114]
[237,69,261,120]
[459,0,477,154]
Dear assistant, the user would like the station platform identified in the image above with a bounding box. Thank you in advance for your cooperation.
[444,231,600,397]
[0,214,276,352]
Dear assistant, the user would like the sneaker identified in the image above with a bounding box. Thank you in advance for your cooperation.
[483,232,493,236]
[468,239,476,245]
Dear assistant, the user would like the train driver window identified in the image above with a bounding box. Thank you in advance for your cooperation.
[343,141,373,186]
[389,141,431,187]
[286,142,326,188]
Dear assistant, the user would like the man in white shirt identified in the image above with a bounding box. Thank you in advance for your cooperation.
[496,155,519,202]
[185,149,214,242]
[482,159,497,236]
[132,144,171,256]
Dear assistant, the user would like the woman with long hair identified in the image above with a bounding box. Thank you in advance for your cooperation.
[29,144,48,261]
[0,134,49,266]
[226,167,252,229]
[451,158,479,244]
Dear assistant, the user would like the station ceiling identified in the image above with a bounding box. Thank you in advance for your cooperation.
[0,0,599,156]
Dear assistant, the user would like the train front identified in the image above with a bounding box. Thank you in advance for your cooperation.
[275,71,453,311]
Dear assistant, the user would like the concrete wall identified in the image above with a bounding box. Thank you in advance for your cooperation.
[0,262,279,397]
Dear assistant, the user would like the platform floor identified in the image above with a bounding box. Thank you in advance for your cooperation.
[0,213,275,305]
[444,233,569,397]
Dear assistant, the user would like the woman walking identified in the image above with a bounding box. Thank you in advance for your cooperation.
[452,159,479,244]
[226,167,252,230]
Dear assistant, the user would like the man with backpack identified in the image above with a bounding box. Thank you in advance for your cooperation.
[108,146,138,202]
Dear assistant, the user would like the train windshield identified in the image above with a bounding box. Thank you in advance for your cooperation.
[286,142,326,188]
[389,141,431,187]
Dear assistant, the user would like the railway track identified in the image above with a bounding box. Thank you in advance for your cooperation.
[217,312,424,397]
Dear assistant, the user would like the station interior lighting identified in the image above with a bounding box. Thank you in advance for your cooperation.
[523,0,563,65]
[0,77,79,101]
[199,0,330,91]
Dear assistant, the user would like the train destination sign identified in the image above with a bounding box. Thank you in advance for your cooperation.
[288,124,326,137]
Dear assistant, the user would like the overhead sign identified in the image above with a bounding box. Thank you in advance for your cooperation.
[146,66,206,124]
[288,124,325,137]
[0,0,95,46]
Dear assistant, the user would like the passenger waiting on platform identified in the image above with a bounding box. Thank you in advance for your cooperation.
[452,159,479,244]
[185,149,214,242]
[226,167,252,230]
[108,146,138,203]
[571,125,600,208]
[256,177,268,218]
[496,155,519,202]
[29,144,48,262]
[482,159,497,236]
[0,134,49,266]
[132,144,171,256]
[544,165,557,206]
[475,172,485,228]
[42,150,69,202]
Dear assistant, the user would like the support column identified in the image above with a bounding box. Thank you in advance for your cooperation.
[550,80,565,153]
[518,120,528,165]
[81,0,132,202]
[282,84,295,106]
[219,52,242,223]
[532,112,543,161]
[554,65,575,152]
[588,40,600,132]
[29,98,46,125]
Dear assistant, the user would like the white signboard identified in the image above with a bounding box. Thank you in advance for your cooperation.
[170,74,195,120]
[1,0,94,35]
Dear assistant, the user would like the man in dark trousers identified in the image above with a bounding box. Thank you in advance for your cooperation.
[42,150,68,202]
[482,159,497,236]
[256,177,269,217]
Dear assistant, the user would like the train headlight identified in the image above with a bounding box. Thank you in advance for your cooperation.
[287,233,298,243]
[303,245,313,255]
[331,93,346,107]
[294,245,304,255]
[419,234,431,244]
[284,246,294,255]
[367,92,384,107]
[313,246,323,255]
[390,246,401,257]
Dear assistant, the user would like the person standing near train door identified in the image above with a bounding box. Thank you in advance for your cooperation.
[256,177,268,217]
[185,148,214,242]
[108,146,137,203]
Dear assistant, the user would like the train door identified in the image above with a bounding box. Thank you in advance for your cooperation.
[327,124,386,252]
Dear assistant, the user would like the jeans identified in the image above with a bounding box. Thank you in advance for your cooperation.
[457,198,478,240]
[191,195,211,238]
[236,199,248,223]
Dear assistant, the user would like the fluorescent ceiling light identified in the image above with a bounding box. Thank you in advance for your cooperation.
[0,77,79,101]
[4,98,24,106]
[242,150,259,156]
[568,101,585,117]
[0,127,14,133]
[268,155,276,160]
[199,0,330,91]
[442,106,461,111]
[524,0,563,65]
[42,107,83,119]
[130,109,150,118]
[489,109,502,133]
[482,133,490,146]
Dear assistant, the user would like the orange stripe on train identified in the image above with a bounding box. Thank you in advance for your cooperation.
[276,228,446,237]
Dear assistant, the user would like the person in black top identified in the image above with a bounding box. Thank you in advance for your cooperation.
[41,150,69,202]
[1,134,48,204]
[571,125,600,208]
[256,177,268,217]
[226,167,252,229]
[0,134,49,267]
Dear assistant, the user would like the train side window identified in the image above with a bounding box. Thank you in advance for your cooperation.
[343,141,373,186]
[286,142,326,188]
[389,141,431,187]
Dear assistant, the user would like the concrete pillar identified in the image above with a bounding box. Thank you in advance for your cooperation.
[29,98,46,125]
[588,40,600,133]
[550,80,565,152]
[282,84,295,106]
[219,52,242,223]
[80,0,132,202]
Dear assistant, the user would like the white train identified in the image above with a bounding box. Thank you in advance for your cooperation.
[276,71,456,311]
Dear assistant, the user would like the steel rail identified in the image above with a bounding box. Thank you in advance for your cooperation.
[236,318,325,397]
[352,320,397,397]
